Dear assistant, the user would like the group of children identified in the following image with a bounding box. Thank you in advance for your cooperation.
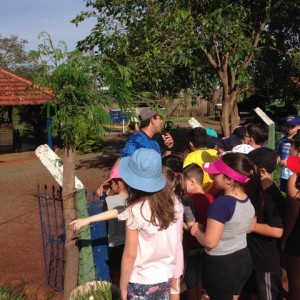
[70,111,300,300]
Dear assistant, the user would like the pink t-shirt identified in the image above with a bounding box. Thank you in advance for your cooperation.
[118,197,183,285]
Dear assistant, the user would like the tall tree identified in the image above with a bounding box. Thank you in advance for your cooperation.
[34,36,132,298]
[0,34,41,79]
[74,0,298,134]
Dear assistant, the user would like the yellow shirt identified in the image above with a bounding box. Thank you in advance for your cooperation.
[183,148,218,191]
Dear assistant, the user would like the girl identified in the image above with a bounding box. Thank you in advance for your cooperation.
[118,148,183,300]
[162,166,187,300]
[70,165,128,285]
[190,152,259,300]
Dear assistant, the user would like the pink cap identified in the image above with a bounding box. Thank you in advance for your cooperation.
[104,165,121,185]
[202,158,250,183]
[287,156,300,173]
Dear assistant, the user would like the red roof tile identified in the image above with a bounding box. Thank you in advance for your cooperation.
[0,68,52,105]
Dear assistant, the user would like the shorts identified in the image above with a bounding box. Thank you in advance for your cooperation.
[184,249,205,289]
[205,247,252,300]
[108,244,124,272]
[280,179,287,193]
[127,279,172,300]
[243,269,282,300]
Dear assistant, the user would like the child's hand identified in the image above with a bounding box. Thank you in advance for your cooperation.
[69,218,89,231]
[190,222,201,236]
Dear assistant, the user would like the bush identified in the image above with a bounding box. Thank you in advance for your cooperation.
[75,134,105,153]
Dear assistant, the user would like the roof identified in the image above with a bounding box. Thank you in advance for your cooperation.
[0,68,52,105]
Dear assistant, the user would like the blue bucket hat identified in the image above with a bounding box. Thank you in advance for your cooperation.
[119,148,166,192]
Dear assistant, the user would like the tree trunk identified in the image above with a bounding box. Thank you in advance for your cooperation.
[220,98,231,136]
[220,91,240,136]
[62,147,79,299]
[230,101,240,132]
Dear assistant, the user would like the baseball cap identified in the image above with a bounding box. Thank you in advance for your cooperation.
[285,115,300,126]
[287,156,300,173]
[210,134,241,151]
[139,107,157,121]
[103,165,122,185]
[247,147,277,173]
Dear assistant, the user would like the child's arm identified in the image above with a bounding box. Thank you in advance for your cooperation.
[251,223,283,238]
[120,226,138,300]
[282,174,300,248]
[190,219,224,249]
[70,209,119,231]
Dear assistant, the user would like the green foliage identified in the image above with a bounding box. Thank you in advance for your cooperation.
[75,121,105,153]
[0,286,25,300]
[33,33,133,150]
[0,34,44,79]
[73,0,299,133]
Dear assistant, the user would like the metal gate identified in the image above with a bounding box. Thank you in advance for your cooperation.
[35,184,65,291]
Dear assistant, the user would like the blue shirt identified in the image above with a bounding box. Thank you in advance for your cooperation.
[277,136,293,180]
[120,131,161,158]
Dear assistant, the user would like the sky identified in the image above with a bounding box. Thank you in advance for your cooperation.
[0,0,97,52]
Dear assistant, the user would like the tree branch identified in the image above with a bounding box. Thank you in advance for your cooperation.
[244,0,285,68]
[201,46,218,70]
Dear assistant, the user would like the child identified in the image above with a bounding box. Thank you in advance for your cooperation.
[70,165,128,285]
[277,114,300,192]
[183,127,218,191]
[162,166,186,300]
[243,147,285,300]
[190,153,259,300]
[182,163,214,300]
[117,148,184,300]
[244,123,268,149]
[281,134,300,300]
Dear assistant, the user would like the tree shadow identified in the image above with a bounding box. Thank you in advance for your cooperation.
[76,134,127,170]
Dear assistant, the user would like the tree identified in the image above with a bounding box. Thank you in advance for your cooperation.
[73,0,298,134]
[34,36,132,298]
[0,35,44,126]
[0,34,41,79]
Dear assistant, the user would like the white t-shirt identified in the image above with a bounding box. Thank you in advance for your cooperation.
[118,197,183,284]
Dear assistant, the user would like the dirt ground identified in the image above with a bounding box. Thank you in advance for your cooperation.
[0,133,127,299]
[0,120,288,299]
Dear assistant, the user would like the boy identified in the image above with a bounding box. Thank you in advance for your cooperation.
[244,147,285,300]
[244,123,268,149]
[183,127,218,191]
[277,115,300,192]
[182,163,214,300]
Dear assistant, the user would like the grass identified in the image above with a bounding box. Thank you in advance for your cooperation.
[167,116,190,122]
[0,286,25,300]
[69,281,120,300]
